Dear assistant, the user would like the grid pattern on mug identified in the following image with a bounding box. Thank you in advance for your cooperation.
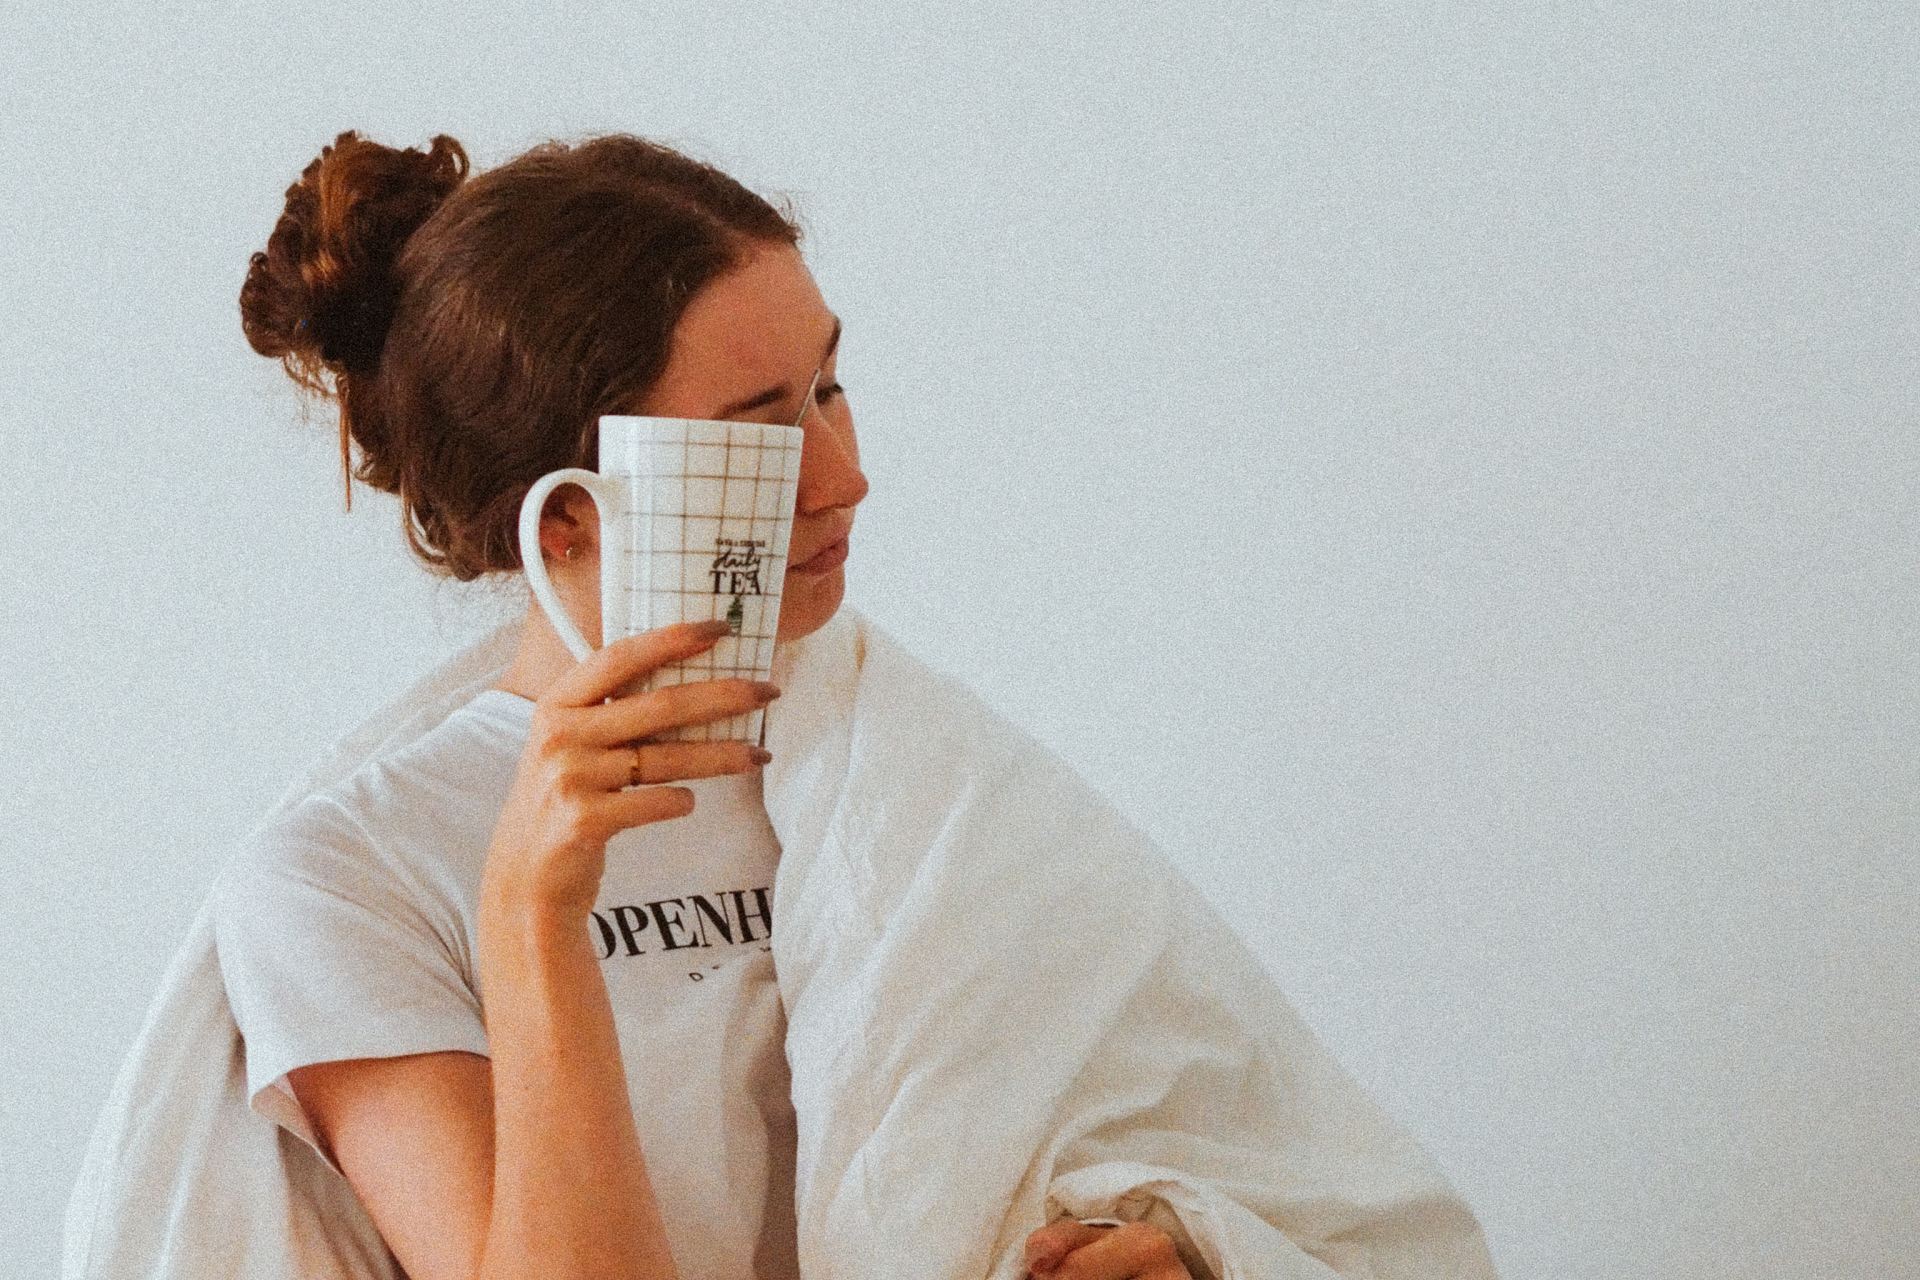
[609,421,803,743]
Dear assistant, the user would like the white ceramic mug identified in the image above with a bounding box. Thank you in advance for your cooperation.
[518,415,804,743]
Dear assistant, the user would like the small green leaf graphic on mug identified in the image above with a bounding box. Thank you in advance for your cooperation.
[726,595,745,634]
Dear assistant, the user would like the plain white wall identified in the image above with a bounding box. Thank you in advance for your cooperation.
[4,2,1915,1276]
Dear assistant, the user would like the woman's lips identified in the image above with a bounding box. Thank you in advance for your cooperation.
[790,534,849,574]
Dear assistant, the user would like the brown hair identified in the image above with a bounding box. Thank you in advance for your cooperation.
[239,130,803,580]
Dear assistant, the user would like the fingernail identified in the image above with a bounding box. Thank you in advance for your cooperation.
[755,682,783,701]
[749,747,773,764]
[701,619,733,636]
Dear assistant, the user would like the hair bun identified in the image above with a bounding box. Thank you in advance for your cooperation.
[241,130,468,383]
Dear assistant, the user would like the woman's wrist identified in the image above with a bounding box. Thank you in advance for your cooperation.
[479,874,592,965]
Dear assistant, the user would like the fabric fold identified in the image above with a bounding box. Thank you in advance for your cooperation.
[64,603,1498,1280]
[759,609,1497,1280]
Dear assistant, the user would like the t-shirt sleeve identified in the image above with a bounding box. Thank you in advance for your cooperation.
[209,798,491,1174]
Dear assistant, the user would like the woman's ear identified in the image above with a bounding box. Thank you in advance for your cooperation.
[539,488,599,561]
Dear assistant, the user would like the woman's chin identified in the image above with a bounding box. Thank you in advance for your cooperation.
[775,568,845,643]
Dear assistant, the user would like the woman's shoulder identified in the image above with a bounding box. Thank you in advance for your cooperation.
[213,699,516,910]
[208,791,397,933]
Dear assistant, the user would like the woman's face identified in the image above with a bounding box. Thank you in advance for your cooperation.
[546,240,869,646]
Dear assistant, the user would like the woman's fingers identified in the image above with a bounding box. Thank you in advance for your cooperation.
[563,738,768,790]
[575,676,779,746]
[1024,1220,1112,1275]
[531,620,780,746]
[545,620,729,709]
[1025,1219,1189,1280]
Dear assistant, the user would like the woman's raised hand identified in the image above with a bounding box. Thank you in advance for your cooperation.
[480,618,781,920]
[1024,1219,1194,1280]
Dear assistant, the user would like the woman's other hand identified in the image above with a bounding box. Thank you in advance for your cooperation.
[1023,1219,1194,1280]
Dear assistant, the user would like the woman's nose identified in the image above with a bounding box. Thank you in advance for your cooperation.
[794,410,868,515]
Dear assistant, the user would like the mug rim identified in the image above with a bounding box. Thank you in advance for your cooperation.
[598,413,803,443]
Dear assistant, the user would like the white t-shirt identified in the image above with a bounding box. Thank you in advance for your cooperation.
[209,688,800,1280]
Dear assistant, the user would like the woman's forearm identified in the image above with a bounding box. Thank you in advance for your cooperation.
[475,884,680,1280]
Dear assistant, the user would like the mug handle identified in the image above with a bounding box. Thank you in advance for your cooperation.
[518,467,624,664]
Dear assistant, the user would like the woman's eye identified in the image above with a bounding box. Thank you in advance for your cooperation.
[818,382,844,403]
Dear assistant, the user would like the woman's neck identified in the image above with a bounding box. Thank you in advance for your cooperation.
[491,599,588,701]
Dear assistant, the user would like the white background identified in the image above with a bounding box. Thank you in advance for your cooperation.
[4,3,1915,1277]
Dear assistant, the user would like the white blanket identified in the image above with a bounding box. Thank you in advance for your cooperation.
[64,603,1498,1279]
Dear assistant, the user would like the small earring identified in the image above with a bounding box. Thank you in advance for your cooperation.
[563,543,576,561]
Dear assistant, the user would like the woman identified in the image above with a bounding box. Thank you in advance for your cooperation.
[226,130,1199,1280]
